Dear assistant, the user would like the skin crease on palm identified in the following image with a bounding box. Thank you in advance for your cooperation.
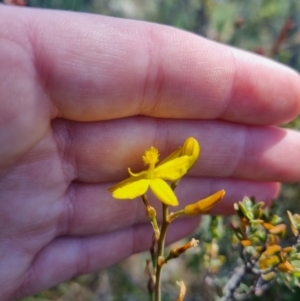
[1,4,300,301]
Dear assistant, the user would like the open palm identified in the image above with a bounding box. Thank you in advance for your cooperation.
[1,5,300,301]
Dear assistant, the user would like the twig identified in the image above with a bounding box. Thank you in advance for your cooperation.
[220,266,246,301]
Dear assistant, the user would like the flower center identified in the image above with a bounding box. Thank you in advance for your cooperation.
[143,146,159,169]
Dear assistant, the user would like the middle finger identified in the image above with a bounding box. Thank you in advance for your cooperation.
[52,117,300,183]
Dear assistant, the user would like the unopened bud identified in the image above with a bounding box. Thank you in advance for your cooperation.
[184,190,225,215]
[146,205,156,219]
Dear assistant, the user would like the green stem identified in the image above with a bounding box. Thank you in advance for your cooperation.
[155,203,170,301]
[168,209,185,223]
[150,236,157,272]
[151,293,155,301]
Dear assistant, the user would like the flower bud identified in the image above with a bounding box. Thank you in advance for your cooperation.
[146,205,156,219]
[184,190,225,215]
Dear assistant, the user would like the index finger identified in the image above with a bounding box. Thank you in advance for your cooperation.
[3,6,300,124]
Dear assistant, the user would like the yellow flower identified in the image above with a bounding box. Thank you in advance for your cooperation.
[109,138,200,206]
[157,137,200,169]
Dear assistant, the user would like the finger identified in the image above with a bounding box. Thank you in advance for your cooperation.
[16,218,199,299]
[52,117,300,183]
[58,178,279,236]
[3,6,300,125]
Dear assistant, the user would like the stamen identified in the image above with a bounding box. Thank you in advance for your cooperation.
[142,146,160,166]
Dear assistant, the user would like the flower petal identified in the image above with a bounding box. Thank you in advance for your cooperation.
[154,156,190,181]
[150,178,178,206]
[110,178,150,199]
[181,137,200,169]
[156,147,182,167]
[108,169,147,193]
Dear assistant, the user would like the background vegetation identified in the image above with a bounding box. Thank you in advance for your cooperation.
[2,0,300,300]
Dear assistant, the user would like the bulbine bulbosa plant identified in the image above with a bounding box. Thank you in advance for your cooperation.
[109,137,225,301]
[108,137,300,301]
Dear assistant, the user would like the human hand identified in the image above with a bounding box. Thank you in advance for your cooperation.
[1,5,300,300]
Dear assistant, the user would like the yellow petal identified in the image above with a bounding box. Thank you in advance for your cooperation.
[108,170,147,193]
[156,147,182,167]
[111,178,150,199]
[181,137,200,168]
[153,156,190,181]
[150,178,179,206]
